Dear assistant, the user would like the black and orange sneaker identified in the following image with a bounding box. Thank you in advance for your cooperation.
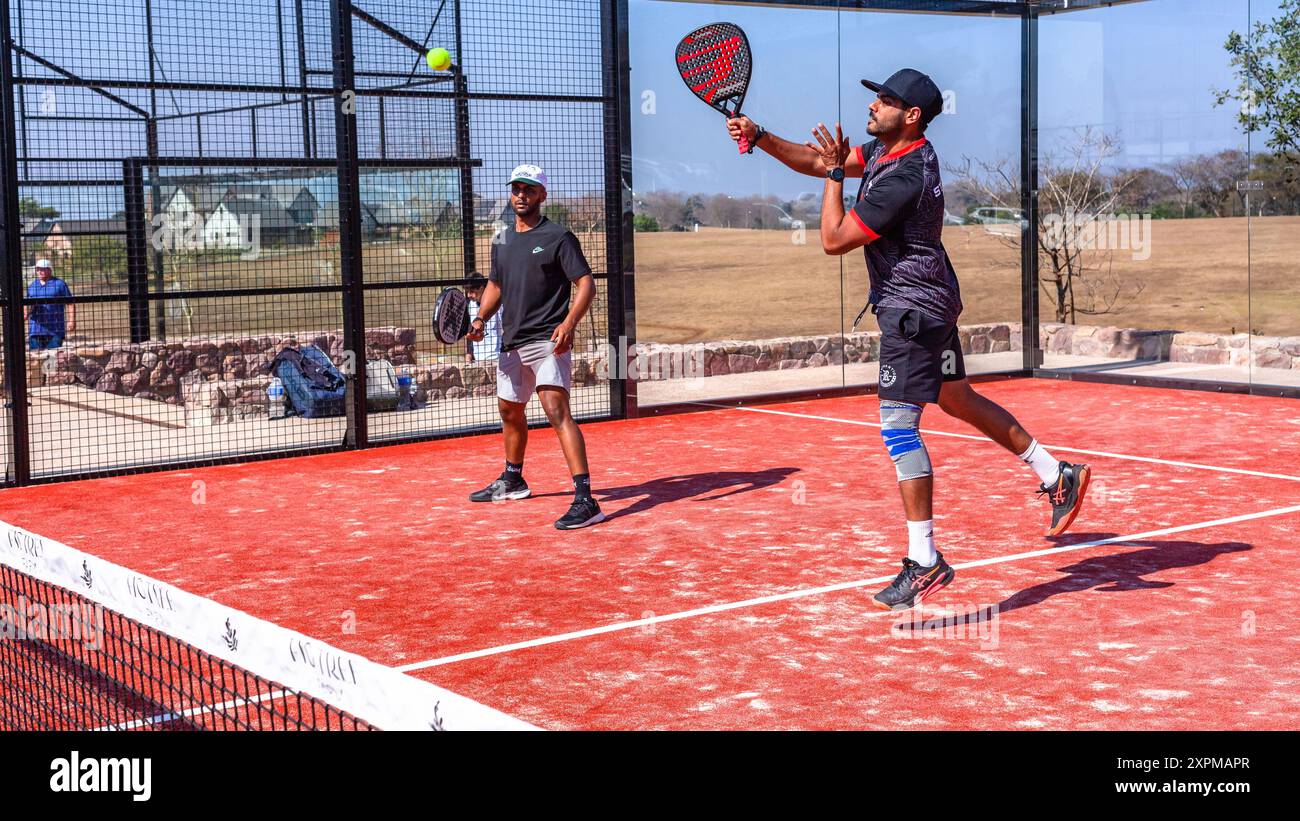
[872,553,955,611]
[1038,461,1091,536]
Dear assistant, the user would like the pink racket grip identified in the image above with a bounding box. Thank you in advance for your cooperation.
[737,133,750,154]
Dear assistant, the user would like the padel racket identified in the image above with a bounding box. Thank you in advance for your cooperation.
[675,22,753,154]
[432,286,471,344]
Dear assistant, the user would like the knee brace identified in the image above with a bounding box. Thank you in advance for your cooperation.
[880,401,932,482]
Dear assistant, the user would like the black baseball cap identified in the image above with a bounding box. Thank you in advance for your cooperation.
[861,68,944,124]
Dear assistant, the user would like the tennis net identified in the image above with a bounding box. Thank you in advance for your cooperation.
[0,520,534,731]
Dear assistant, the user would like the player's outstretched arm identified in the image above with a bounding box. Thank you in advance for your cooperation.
[726,116,825,177]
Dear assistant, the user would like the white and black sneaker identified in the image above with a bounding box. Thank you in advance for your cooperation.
[554,497,605,530]
[469,475,531,503]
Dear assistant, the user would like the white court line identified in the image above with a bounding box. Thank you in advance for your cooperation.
[397,503,1300,672]
[697,402,1300,483]
[93,688,289,732]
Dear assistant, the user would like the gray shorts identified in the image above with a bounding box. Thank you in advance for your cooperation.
[497,340,572,403]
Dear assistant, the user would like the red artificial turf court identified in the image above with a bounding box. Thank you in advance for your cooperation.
[1,377,1298,730]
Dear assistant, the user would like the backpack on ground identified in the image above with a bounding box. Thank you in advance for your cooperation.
[270,345,346,418]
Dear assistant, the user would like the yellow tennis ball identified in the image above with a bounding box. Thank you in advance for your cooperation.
[426,47,451,71]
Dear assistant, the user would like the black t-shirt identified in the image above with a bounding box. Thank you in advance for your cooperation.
[488,217,592,352]
[849,138,963,324]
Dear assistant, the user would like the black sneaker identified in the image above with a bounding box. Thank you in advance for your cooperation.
[469,475,531,503]
[1037,461,1091,537]
[872,553,955,611]
[554,496,605,530]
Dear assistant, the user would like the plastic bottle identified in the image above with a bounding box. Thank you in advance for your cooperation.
[267,377,286,419]
[396,368,413,411]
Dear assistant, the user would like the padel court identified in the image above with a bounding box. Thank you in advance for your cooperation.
[2,377,1296,730]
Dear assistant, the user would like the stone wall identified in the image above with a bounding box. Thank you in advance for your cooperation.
[1040,323,1300,371]
[19,320,1296,422]
[30,328,419,406]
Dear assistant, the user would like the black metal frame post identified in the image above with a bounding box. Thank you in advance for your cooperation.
[122,160,151,344]
[329,0,367,448]
[603,0,635,419]
[453,0,475,278]
[0,0,31,484]
[296,0,314,158]
[1020,4,1041,370]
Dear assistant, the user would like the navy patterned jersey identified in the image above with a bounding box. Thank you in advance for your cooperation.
[849,138,963,325]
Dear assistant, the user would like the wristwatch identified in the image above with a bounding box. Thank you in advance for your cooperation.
[827,166,845,183]
[749,124,766,154]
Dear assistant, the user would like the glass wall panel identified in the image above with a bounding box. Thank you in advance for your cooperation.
[1037,0,1254,385]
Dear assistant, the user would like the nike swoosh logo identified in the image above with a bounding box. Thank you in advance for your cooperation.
[532,246,544,254]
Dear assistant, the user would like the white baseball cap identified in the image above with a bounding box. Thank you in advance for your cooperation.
[35,258,52,269]
[507,164,547,189]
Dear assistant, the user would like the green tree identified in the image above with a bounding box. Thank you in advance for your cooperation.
[1215,1,1300,175]
[19,197,58,219]
[633,213,660,232]
[70,235,127,289]
[542,202,572,226]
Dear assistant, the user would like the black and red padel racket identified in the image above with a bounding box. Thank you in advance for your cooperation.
[675,23,753,154]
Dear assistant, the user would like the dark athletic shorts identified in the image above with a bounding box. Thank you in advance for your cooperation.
[875,306,966,406]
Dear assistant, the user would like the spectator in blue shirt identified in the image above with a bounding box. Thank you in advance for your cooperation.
[25,258,76,349]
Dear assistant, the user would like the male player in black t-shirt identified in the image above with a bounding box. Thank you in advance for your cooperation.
[728,69,1091,610]
[467,164,604,530]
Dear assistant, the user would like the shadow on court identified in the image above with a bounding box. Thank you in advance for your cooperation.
[894,538,1253,633]
[564,467,804,521]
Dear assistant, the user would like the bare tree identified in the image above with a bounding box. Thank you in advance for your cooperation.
[947,127,1145,324]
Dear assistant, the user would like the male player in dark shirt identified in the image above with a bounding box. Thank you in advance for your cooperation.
[467,164,605,530]
[728,69,1090,610]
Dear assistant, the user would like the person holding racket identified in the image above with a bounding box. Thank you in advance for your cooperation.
[466,164,605,530]
[726,69,1090,610]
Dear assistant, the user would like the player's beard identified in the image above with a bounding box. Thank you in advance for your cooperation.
[512,200,541,219]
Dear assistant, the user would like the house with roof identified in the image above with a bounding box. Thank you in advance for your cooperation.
[39,219,127,259]
[20,217,55,264]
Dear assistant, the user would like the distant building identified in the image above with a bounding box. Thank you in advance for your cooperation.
[38,219,127,259]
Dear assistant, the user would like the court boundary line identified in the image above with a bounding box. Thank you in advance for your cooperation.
[695,402,1300,483]
[397,503,1300,672]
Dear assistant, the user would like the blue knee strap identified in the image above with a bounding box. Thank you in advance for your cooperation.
[880,401,932,481]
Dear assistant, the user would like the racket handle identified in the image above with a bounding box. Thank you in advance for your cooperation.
[737,133,750,154]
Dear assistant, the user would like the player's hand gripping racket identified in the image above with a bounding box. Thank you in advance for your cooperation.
[675,22,753,154]
[432,286,471,344]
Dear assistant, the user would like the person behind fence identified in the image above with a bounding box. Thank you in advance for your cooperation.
[467,164,605,530]
[464,272,501,362]
[727,68,1091,611]
[25,258,76,350]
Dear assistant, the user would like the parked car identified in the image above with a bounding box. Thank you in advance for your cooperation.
[967,206,1024,236]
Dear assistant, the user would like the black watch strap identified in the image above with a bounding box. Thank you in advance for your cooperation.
[748,125,766,154]
[827,166,845,182]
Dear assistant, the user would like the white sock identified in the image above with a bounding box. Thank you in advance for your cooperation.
[1019,439,1062,486]
[907,519,937,566]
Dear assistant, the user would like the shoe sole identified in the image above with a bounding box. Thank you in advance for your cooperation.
[1046,465,1091,537]
[873,567,955,611]
[554,511,606,530]
[469,488,532,503]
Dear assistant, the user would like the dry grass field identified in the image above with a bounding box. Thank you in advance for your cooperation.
[633,216,1300,343]
[40,215,1299,350]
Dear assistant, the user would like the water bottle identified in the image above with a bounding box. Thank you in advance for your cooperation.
[267,377,286,420]
[396,368,413,411]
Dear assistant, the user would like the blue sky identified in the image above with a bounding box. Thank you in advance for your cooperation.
[12,0,1282,216]
[631,0,1276,199]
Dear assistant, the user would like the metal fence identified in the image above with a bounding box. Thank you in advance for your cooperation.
[0,0,633,485]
